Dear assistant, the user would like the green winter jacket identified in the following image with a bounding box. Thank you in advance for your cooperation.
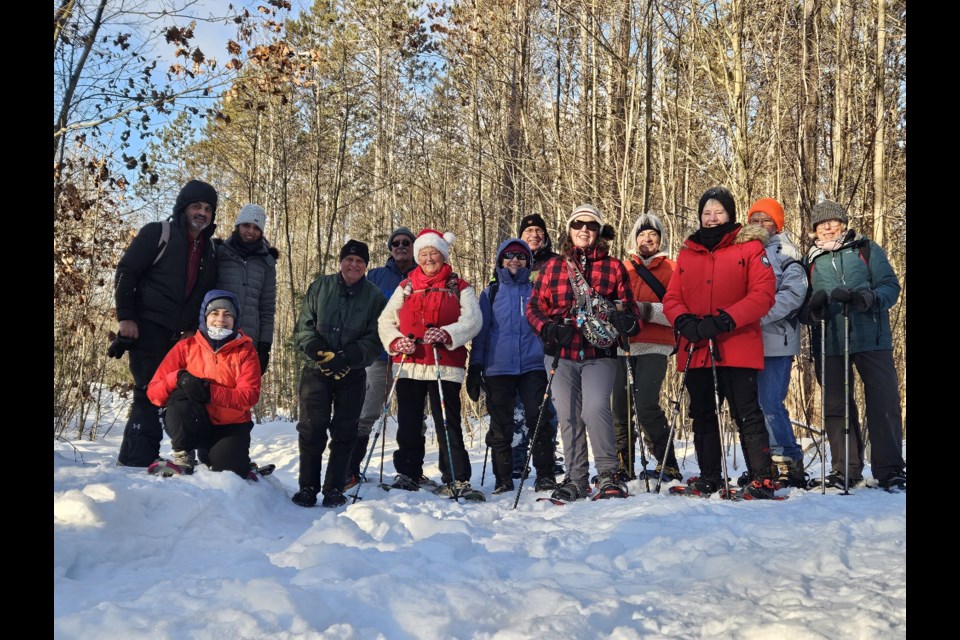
[294,273,386,370]
[804,231,900,356]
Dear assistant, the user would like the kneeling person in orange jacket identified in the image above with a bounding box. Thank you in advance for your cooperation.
[147,289,262,477]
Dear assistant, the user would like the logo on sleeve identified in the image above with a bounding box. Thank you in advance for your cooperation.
[760,255,771,268]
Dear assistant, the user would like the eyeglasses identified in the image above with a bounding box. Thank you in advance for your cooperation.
[502,252,527,261]
[570,220,601,232]
[391,239,412,247]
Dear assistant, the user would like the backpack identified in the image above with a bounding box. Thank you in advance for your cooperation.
[152,220,171,266]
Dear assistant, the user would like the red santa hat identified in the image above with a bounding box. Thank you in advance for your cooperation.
[413,228,456,261]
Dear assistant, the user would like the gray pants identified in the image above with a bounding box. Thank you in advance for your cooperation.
[549,356,618,487]
[357,359,391,438]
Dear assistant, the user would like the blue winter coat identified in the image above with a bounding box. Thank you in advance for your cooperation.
[470,239,545,376]
[367,256,415,362]
[760,233,808,357]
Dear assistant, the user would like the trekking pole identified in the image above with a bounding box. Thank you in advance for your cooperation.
[351,353,408,504]
[819,315,827,495]
[468,399,490,487]
[655,341,696,493]
[513,350,562,509]
[841,302,851,496]
[707,338,732,499]
[613,301,649,491]
[429,340,463,502]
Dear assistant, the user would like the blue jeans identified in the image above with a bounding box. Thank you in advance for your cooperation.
[757,356,802,460]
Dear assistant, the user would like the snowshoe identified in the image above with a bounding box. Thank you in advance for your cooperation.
[381,473,420,492]
[537,477,588,504]
[434,481,487,502]
[534,476,559,493]
[808,471,864,490]
[592,472,629,500]
[639,464,683,483]
[147,451,195,477]
[669,476,723,498]
[492,481,515,496]
[876,470,906,492]
[250,462,276,477]
[418,475,440,489]
[738,478,786,501]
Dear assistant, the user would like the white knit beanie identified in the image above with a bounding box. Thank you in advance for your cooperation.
[234,204,267,232]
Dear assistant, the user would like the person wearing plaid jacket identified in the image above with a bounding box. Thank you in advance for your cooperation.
[525,204,641,501]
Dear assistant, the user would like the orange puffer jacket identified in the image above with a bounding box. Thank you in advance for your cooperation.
[147,331,261,425]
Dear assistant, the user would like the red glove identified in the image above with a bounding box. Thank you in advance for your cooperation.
[423,327,452,344]
[390,336,417,354]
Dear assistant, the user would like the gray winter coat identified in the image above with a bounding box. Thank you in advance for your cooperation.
[215,236,278,348]
[760,233,808,357]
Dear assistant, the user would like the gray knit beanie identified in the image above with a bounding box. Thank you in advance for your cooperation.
[388,226,416,249]
[810,200,848,230]
[205,296,238,318]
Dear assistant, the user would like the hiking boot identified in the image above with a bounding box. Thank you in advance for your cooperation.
[640,464,683,483]
[292,486,319,507]
[772,456,809,488]
[877,469,906,491]
[688,476,721,496]
[816,470,864,489]
[390,474,420,492]
[321,488,347,507]
[736,470,752,487]
[534,476,559,492]
[550,477,587,502]
[170,449,197,475]
[594,471,628,498]
[742,478,780,500]
[434,480,474,497]
[344,472,367,491]
[492,481,515,495]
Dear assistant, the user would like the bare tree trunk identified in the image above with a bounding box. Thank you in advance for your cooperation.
[799,0,821,213]
[871,0,886,245]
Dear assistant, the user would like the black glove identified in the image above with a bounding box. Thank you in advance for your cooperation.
[319,351,351,379]
[465,364,484,402]
[697,312,736,340]
[830,287,854,304]
[257,343,271,375]
[303,337,330,361]
[611,309,640,337]
[541,321,575,346]
[342,343,364,368]
[177,370,210,403]
[807,289,829,322]
[674,314,701,343]
[107,335,136,359]
[850,289,876,312]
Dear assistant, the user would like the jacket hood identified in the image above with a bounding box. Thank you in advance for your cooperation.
[492,238,533,284]
[734,223,771,245]
[626,211,669,258]
[198,289,242,333]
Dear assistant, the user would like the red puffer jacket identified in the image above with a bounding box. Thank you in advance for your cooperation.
[147,331,261,425]
[663,224,775,371]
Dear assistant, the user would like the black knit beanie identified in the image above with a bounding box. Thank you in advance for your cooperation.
[339,239,370,264]
[697,186,736,226]
[173,180,218,217]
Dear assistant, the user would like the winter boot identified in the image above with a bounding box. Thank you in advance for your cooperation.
[389,473,420,492]
[170,449,197,475]
[492,480,515,495]
[344,472,367,491]
[434,480,474,497]
[321,488,347,508]
[639,463,683,483]
[688,476,721,496]
[771,456,809,488]
[347,436,369,478]
[593,471,629,499]
[812,470,864,489]
[550,477,588,502]
[736,470,752,487]
[534,476,559,493]
[877,469,906,491]
[292,486,319,507]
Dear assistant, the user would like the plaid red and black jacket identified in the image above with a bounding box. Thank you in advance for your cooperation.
[525,246,637,361]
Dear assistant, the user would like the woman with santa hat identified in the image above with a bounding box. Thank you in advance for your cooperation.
[378,228,483,499]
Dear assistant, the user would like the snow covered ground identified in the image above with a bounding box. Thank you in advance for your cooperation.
[54,417,906,639]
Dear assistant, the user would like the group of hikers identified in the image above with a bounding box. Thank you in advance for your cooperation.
[110,179,906,508]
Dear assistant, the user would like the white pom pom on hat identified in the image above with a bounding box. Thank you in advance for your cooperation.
[413,228,456,261]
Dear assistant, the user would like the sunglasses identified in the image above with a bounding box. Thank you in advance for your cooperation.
[570,220,601,232]
[391,239,412,247]
[502,252,528,261]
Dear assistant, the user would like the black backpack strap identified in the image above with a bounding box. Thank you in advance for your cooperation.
[629,259,667,301]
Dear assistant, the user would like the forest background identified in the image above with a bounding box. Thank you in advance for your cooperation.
[53,0,906,447]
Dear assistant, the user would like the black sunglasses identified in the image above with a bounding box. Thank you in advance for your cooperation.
[570,220,600,232]
[502,252,527,261]
[391,239,412,247]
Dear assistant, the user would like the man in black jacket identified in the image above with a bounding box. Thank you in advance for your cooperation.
[113,180,219,467]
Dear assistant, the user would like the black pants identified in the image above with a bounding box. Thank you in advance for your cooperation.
[820,350,905,479]
[611,354,677,470]
[296,367,366,493]
[117,319,182,467]
[162,389,252,477]
[485,371,554,483]
[395,378,471,483]
[685,366,772,482]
